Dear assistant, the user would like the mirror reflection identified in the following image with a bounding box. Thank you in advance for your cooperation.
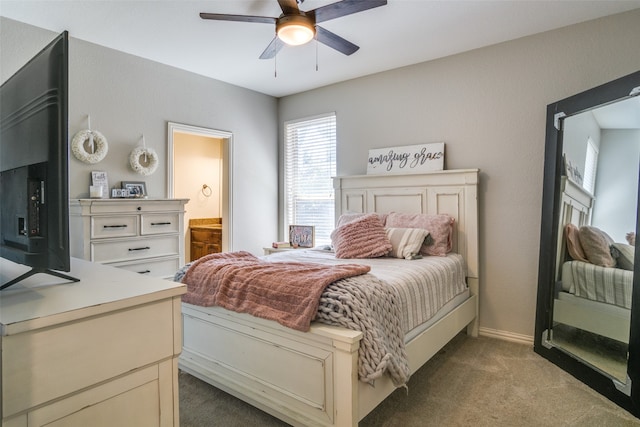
[550,96,640,384]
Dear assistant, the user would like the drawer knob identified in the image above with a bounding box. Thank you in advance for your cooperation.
[137,206,142,211]
[151,222,171,226]
[103,224,128,229]
[128,246,151,252]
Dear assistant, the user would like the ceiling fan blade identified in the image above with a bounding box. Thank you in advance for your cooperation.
[315,26,359,56]
[200,13,276,24]
[277,0,300,15]
[312,0,387,24]
[259,37,284,59]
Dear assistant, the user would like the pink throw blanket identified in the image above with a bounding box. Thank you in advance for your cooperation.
[181,251,371,331]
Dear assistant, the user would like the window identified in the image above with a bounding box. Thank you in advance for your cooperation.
[583,137,598,194]
[284,113,336,246]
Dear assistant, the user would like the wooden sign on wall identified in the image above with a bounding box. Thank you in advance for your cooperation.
[367,142,445,175]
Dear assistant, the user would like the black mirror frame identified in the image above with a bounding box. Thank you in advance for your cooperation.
[534,70,640,417]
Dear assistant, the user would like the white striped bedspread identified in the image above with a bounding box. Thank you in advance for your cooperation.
[561,260,633,309]
[264,249,469,335]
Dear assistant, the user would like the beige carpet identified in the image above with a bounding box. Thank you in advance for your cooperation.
[179,333,640,426]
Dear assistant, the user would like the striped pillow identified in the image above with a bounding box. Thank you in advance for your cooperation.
[385,212,454,256]
[611,243,634,271]
[331,214,392,259]
[385,228,430,259]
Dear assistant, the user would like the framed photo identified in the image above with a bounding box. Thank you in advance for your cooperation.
[111,188,131,198]
[289,225,315,248]
[91,171,109,199]
[122,181,147,198]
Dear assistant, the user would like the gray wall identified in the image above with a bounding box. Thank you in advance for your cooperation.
[278,9,640,340]
[1,17,279,256]
[593,129,640,242]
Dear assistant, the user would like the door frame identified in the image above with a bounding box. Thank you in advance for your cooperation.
[167,121,233,252]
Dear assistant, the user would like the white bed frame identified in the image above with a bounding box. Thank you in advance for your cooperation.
[552,177,630,344]
[179,169,480,427]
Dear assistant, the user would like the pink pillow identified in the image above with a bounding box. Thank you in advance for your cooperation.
[336,212,387,227]
[385,212,454,256]
[579,226,616,268]
[564,224,588,262]
[330,214,392,259]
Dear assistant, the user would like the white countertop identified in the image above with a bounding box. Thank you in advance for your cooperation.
[0,257,186,336]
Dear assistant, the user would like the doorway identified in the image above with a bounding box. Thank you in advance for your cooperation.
[167,122,232,262]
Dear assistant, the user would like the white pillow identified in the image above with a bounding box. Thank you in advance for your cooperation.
[385,227,430,260]
[611,243,634,271]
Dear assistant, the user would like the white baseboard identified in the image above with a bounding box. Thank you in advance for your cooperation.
[479,327,534,346]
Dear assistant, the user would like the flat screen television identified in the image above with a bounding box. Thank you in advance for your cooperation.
[0,31,77,290]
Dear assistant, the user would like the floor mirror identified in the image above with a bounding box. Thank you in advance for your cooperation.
[534,70,640,417]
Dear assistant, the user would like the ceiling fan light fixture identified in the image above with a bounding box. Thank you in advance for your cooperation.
[276,15,315,46]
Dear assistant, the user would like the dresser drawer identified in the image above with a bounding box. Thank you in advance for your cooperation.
[87,201,144,214]
[2,299,175,418]
[91,215,138,239]
[141,213,180,235]
[92,235,180,263]
[112,256,180,278]
[27,366,162,427]
[89,200,185,214]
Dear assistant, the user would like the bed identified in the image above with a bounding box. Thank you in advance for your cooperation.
[552,177,632,344]
[555,260,632,344]
[178,169,480,427]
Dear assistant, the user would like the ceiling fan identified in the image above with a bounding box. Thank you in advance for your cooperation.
[200,0,387,59]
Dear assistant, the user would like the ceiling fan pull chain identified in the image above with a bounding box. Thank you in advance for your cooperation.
[274,37,278,77]
[315,35,319,71]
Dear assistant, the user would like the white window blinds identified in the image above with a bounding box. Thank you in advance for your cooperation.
[284,113,336,246]
[583,137,598,194]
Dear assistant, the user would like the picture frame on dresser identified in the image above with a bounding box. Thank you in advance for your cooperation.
[289,225,314,248]
[122,181,147,197]
[91,171,109,199]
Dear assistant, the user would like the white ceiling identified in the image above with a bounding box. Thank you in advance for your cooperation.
[592,96,640,129]
[2,1,640,98]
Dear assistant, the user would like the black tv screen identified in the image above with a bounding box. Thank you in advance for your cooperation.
[0,31,76,289]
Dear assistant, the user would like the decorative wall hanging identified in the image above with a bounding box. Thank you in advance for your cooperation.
[367,142,445,176]
[129,134,158,176]
[71,115,108,164]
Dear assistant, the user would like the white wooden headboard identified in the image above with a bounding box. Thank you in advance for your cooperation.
[555,177,594,280]
[333,169,480,282]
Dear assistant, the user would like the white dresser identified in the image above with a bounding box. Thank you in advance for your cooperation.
[0,257,186,427]
[69,199,188,279]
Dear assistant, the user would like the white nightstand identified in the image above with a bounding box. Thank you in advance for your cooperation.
[263,247,295,255]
